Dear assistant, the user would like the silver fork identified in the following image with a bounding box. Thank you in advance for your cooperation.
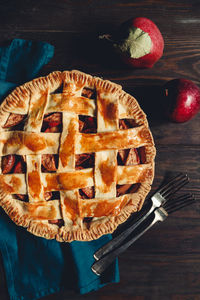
[92,193,195,276]
[94,173,189,261]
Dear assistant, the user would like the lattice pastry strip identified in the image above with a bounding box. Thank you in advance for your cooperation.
[117,164,153,185]
[0,173,26,194]
[26,155,44,203]
[96,88,119,132]
[0,163,152,194]
[76,126,152,154]
[43,164,151,191]
[24,89,49,132]
[54,79,95,116]
[47,93,95,116]
[60,190,83,227]
[58,111,81,227]
[58,112,78,172]
[95,150,117,198]
[43,168,94,192]
[22,199,62,221]
[0,131,60,156]
[81,196,126,218]
[0,126,151,156]
[95,88,119,199]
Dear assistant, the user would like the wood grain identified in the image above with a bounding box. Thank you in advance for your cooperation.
[0,0,200,299]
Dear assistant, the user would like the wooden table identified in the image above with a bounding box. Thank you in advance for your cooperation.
[0,1,199,299]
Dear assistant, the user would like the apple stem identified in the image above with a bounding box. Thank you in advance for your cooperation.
[98,34,114,43]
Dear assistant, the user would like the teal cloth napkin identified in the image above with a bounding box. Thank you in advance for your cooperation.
[0,39,119,300]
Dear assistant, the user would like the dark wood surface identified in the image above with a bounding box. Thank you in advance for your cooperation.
[0,0,200,299]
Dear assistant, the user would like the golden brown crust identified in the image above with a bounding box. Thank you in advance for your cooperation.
[0,70,156,242]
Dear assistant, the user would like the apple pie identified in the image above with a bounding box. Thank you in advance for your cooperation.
[0,70,156,241]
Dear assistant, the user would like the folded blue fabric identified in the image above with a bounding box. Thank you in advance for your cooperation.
[0,39,119,300]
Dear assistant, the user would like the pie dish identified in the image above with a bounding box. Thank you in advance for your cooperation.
[0,70,156,242]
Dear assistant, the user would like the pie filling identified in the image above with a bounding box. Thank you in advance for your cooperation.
[2,104,146,227]
[3,113,26,130]
[2,155,26,174]
[81,87,96,99]
[79,116,97,133]
[41,112,62,133]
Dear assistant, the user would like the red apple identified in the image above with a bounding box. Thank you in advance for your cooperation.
[163,79,200,123]
[100,17,164,68]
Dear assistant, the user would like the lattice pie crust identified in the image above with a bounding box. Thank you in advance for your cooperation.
[0,70,156,242]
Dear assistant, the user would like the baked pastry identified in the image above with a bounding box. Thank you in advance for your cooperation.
[0,70,155,242]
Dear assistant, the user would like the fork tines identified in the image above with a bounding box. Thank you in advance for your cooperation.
[163,193,195,214]
[159,173,189,199]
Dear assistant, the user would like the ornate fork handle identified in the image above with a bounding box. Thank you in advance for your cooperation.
[92,208,168,276]
[94,202,156,260]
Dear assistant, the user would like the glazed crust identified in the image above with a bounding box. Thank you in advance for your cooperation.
[0,70,156,242]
